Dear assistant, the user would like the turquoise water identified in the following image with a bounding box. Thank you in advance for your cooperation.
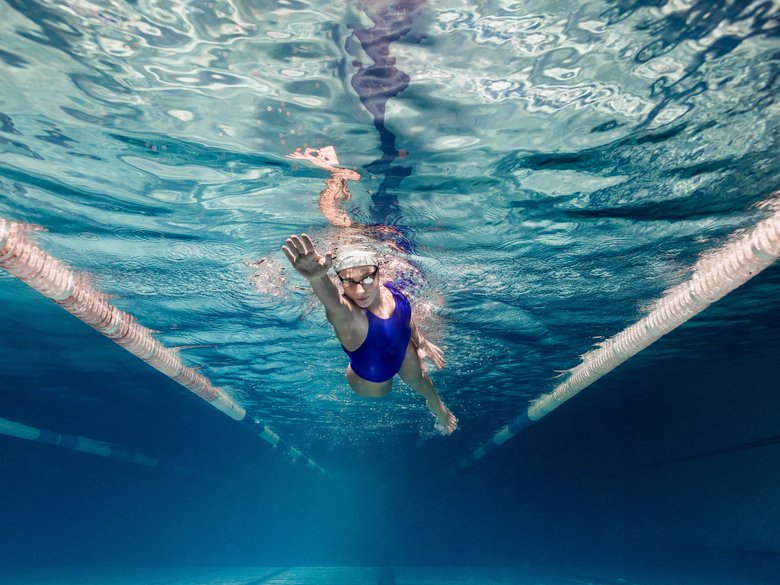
[1,0,779,583]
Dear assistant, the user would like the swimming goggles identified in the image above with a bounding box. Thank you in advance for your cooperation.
[338,268,378,287]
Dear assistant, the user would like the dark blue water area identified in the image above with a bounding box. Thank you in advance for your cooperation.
[2,266,780,583]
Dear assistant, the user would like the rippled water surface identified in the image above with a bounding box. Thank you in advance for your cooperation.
[1,0,779,468]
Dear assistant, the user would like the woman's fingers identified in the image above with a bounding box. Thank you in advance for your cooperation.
[285,239,301,258]
[300,233,315,254]
[289,235,306,255]
[427,343,445,368]
[419,345,445,369]
[281,245,296,263]
[284,239,299,255]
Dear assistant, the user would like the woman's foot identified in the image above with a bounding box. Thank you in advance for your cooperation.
[427,399,458,435]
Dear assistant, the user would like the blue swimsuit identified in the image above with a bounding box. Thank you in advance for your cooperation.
[342,283,412,383]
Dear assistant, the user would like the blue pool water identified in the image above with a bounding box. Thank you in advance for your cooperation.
[1,0,779,583]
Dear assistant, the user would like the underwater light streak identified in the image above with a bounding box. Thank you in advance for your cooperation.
[0,415,190,473]
[459,200,780,470]
[0,218,327,476]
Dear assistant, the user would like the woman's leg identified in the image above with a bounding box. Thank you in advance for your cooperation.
[397,341,458,433]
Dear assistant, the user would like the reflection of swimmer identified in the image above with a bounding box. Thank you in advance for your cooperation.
[346,1,427,219]
[288,146,359,229]
[283,147,457,434]
[287,146,409,257]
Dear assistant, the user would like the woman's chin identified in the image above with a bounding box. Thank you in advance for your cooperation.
[350,296,372,308]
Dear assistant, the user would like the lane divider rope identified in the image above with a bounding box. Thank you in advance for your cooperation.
[0,415,190,473]
[0,218,327,476]
[458,199,780,470]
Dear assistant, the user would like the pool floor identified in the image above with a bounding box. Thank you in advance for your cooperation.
[1,566,770,585]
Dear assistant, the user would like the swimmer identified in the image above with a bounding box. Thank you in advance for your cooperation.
[281,234,458,434]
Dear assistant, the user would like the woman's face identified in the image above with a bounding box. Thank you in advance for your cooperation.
[338,265,380,308]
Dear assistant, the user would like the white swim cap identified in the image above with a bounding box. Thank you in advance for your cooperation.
[334,249,379,273]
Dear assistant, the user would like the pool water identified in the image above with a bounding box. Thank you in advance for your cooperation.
[1,0,779,582]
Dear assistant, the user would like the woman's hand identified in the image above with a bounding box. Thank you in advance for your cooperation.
[282,233,332,281]
[417,338,445,369]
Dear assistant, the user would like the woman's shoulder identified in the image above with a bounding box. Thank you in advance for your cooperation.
[383,281,412,311]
